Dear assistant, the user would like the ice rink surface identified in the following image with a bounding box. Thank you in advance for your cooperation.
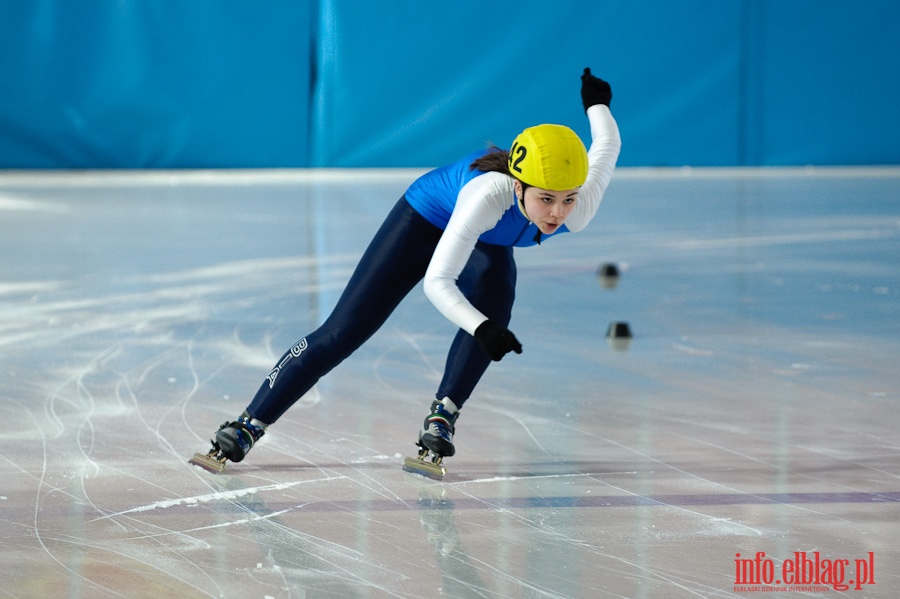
[1,167,898,598]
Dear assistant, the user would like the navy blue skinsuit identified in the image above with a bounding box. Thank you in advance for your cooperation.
[246,149,570,425]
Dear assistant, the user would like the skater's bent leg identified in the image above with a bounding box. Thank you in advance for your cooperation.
[247,198,442,424]
[436,243,516,409]
[436,330,491,408]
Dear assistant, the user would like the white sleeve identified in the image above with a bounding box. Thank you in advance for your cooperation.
[565,104,622,232]
[423,172,513,335]
[422,107,619,335]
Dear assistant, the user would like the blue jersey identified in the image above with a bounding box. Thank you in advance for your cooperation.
[404,149,569,248]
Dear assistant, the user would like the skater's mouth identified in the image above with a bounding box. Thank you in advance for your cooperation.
[541,221,560,232]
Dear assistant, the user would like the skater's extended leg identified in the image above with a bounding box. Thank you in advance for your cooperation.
[247,198,443,425]
[196,199,443,467]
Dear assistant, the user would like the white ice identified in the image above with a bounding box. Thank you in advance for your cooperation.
[0,168,898,598]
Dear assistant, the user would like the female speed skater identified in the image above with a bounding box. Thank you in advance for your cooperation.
[192,67,621,474]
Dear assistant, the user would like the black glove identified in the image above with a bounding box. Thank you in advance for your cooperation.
[581,67,612,111]
[474,320,523,361]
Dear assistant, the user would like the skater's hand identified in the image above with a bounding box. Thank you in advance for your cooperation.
[581,67,612,111]
[474,320,523,361]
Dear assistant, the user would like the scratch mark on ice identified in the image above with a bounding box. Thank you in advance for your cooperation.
[91,475,347,521]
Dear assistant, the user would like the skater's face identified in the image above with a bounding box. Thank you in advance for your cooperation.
[515,180,579,235]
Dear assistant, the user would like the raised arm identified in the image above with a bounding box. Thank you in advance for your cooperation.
[566,68,622,232]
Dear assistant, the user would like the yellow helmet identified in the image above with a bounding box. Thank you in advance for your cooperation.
[508,124,588,190]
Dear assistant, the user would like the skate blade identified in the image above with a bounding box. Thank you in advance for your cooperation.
[188,452,228,474]
[402,456,445,481]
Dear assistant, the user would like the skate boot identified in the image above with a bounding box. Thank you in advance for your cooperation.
[214,411,267,462]
[402,398,459,480]
[419,398,459,457]
[189,411,267,473]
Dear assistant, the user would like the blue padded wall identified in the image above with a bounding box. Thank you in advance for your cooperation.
[0,1,313,168]
[1,1,898,168]
[310,1,744,167]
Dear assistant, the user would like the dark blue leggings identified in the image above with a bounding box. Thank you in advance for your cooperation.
[247,197,516,424]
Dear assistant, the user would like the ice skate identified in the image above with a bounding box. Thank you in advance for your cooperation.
[189,411,267,474]
[403,398,459,481]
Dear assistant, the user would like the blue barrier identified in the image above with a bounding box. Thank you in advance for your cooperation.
[1,1,897,168]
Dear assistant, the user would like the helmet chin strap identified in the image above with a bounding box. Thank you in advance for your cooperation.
[515,181,532,222]
[515,181,543,245]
